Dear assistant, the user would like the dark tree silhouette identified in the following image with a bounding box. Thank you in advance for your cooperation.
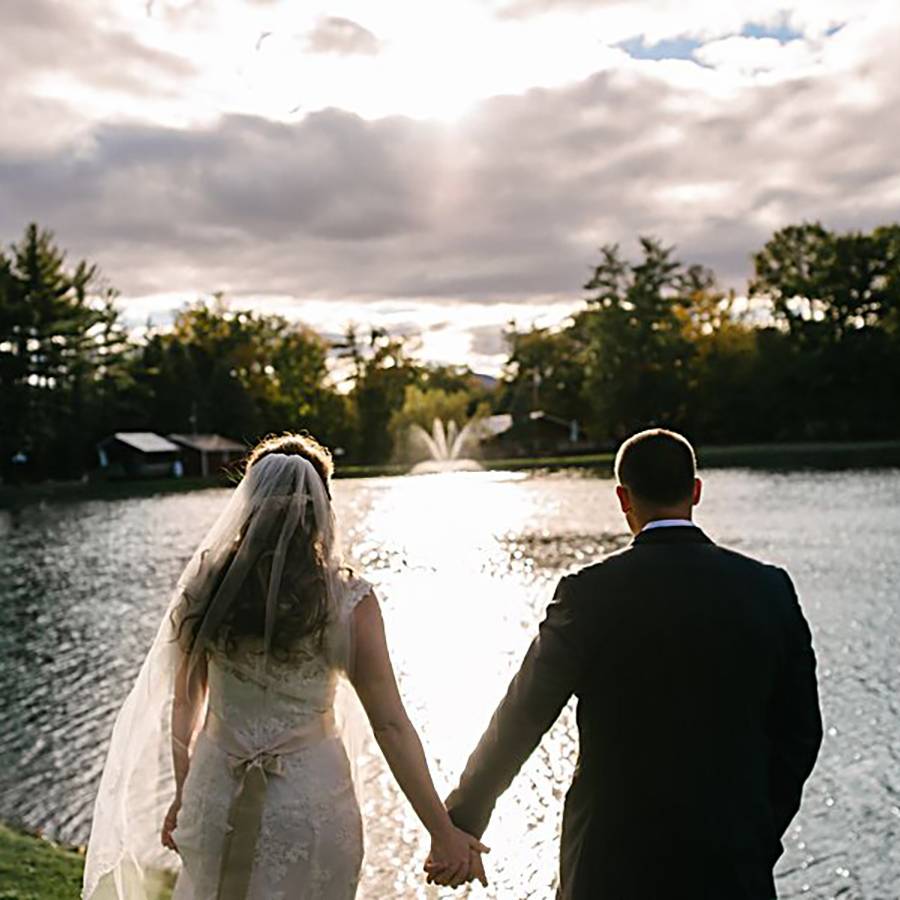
[0,224,128,480]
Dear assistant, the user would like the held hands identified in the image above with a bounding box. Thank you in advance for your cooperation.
[424,824,490,889]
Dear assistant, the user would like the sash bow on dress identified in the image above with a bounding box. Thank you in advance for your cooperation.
[204,708,336,900]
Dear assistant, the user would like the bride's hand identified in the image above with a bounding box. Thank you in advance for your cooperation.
[425,825,490,888]
[161,795,181,854]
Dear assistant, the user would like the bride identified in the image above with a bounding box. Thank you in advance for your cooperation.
[83,433,487,899]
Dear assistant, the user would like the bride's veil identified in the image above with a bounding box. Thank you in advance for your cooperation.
[82,453,366,899]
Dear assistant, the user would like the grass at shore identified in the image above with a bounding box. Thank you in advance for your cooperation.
[0,824,83,900]
[2,440,899,509]
[481,439,900,474]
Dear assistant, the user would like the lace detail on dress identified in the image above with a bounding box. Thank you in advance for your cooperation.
[344,574,374,612]
[171,574,370,900]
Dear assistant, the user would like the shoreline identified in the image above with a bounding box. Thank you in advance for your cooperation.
[2,439,899,510]
[483,438,900,474]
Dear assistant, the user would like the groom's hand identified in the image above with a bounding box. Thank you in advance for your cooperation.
[424,853,488,890]
[424,833,490,889]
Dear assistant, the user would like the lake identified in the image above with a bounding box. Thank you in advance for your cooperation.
[1,468,898,898]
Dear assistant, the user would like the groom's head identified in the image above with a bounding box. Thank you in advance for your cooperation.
[614,429,702,535]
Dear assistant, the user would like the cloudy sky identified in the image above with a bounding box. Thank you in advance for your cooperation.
[2,0,899,372]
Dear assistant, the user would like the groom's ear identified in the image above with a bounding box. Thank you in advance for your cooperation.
[615,484,631,514]
[692,477,703,506]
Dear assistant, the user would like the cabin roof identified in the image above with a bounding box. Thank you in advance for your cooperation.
[103,432,180,454]
[481,414,514,437]
[168,433,246,453]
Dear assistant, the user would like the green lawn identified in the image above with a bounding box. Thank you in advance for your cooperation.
[0,826,177,900]
[0,825,83,900]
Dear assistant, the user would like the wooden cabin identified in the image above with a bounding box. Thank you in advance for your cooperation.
[96,432,181,479]
[168,434,246,478]
[481,411,591,458]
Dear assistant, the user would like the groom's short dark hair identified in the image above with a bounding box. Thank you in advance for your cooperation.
[615,429,696,505]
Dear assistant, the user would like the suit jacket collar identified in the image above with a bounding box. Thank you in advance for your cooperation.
[631,525,714,547]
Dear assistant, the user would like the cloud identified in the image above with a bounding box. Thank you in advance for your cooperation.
[0,0,196,151]
[693,35,816,76]
[2,1,900,371]
[5,17,899,304]
[490,0,875,42]
[306,16,381,56]
[469,323,513,358]
[0,0,195,93]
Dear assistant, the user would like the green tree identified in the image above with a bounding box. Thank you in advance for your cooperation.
[579,237,708,440]
[749,222,900,438]
[678,290,766,442]
[0,224,128,480]
[499,322,588,426]
[337,326,420,464]
[126,301,351,449]
[750,222,900,341]
[417,363,488,397]
[867,223,900,337]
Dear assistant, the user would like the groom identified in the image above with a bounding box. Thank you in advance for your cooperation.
[433,429,823,898]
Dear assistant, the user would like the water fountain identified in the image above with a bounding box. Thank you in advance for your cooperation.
[408,417,484,474]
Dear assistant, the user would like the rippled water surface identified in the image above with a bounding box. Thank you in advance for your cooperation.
[1,469,899,898]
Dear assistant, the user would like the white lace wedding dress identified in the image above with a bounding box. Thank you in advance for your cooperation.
[171,575,372,900]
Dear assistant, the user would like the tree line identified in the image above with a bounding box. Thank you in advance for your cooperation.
[2,221,899,482]
[502,225,900,446]
[0,225,487,481]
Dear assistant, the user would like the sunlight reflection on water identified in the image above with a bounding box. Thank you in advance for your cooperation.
[1,468,898,898]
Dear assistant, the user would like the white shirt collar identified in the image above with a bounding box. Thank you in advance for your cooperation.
[640,518,697,533]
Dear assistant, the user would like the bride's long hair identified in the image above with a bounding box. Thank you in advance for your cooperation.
[172,433,337,661]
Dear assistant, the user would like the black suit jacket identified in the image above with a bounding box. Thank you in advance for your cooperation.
[446,526,823,900]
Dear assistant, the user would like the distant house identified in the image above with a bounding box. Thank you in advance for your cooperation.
[479,413,514,440]
[97,432,181,479]
[481,411,590,458]
[168,434,246,478]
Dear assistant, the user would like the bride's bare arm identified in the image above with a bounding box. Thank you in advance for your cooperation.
[162,652,208,852]
[350,592,488,887]
[171,652,208,795]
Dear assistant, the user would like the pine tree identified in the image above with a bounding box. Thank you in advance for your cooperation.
[0,224,128,480]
